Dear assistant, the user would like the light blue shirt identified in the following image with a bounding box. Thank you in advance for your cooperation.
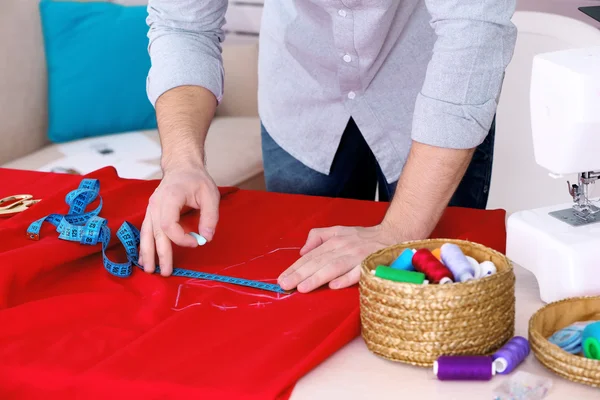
[146,0,517,183]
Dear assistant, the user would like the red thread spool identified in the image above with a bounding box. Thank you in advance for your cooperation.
[412,249,454,284]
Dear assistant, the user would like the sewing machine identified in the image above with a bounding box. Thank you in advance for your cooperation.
[506,45,600,303]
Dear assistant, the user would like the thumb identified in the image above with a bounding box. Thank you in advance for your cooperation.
[196,186,220,242]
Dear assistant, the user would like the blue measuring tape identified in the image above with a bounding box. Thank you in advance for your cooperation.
[26,178,290,294]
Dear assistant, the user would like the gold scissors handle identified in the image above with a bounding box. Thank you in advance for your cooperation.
[0,194,41,217]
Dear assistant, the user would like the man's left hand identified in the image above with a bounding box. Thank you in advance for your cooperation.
[278,222,404,293]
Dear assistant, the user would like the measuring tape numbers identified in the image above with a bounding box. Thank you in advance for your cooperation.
[26,178,290,294]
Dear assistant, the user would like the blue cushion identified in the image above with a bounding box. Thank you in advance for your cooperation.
[39,0,157,142]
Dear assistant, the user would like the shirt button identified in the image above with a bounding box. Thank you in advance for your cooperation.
[343,54,351,63]
[338,9,347,17]
[347,91,356,99]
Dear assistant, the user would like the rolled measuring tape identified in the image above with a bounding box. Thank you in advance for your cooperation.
[550,326,583,354]
[26,178,291,294]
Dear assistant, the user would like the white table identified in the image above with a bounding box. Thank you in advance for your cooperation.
[291,265,599,399]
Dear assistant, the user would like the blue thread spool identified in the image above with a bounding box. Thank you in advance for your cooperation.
[390,248,416,271]
[582,321,600,360]
[440,243,475,282]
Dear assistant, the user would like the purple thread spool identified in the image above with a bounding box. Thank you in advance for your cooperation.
[440,243,475,282]
[433,355,496,381]
[492,336,530,375]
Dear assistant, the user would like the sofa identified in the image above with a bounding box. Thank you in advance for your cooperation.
[0,0,265,191]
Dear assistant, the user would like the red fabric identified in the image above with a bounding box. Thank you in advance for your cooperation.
[0,167,507,399]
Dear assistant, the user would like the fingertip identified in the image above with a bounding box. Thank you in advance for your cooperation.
[296,285,309,293]
[181,234,200,248]
[278,276,294,291]
[139,254,155,273]
[191,231,209,245]
[329,266,360,290]
[297,281,311,293]
[329,280,342,290]
[199,227,214,242]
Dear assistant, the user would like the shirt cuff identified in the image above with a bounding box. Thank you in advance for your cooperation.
[410,92,498,149]
[146,34,224,107]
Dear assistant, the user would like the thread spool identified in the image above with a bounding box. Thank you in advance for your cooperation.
[440,243,475,282]
[390,248,416,271]
[466,256,481,278]
[431,248,442,262]
[372,265,427,284]
[582,321,600,360]
[189,232,207,246]
[479,261,497,277]
[492,336,530,374]
[412,249,454,284]
[584,338,600,360]
[433,356,496,381]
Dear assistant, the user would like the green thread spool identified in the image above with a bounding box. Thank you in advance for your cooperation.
[584,337,600,360]
[373,265,426,284]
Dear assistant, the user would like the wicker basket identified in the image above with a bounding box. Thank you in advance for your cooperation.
[529,296,600,387]
[359,238,515,367]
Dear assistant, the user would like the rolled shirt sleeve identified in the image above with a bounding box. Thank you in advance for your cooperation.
[411,0,517,148]
[145,0,227,107]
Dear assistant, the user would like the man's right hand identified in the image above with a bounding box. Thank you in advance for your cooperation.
[138,164,220,276]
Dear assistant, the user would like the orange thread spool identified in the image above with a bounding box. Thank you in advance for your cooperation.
[412,248,454,284]
[432,248,442,262]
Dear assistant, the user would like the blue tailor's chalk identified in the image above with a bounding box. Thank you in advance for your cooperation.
[189,232,207,246]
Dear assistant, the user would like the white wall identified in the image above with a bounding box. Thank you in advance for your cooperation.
[224,0,263,37]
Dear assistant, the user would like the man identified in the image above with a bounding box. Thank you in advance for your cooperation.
[139,0,517,293]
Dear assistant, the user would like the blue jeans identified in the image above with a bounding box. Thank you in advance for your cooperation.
[261,117,494,208]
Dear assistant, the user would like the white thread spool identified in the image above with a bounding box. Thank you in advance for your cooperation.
[466,256,481,279]
[479,261,497,277]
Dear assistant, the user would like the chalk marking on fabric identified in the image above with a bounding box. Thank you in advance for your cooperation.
[210,302,238,311]
[173,283,184,308]
[182,281,295,300]
[248,301,272,308]
[172,283,277,311]
[172,281,295,309]
[172,302,203,312]
[219,247,302,272]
